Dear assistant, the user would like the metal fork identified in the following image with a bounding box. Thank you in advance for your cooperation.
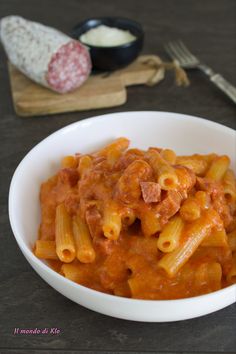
[165,40,236,104]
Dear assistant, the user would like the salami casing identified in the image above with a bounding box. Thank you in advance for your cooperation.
[0,16,91,93]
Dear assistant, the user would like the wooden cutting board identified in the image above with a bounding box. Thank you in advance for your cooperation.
[8,55,164,117]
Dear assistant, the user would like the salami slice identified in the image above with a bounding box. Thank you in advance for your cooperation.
[0,16,91,93]
[140,181,161,203]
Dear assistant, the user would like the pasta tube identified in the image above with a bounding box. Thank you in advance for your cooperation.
[180,198,201,221]
[94,137,130,157]
[157,216,184,252]
[73,215,95,263]
[61,263,84,283]
[158,209,221,277]
[160,149,176,164]
[194,262,222,291]
[78,155,92,178]
[102,202,122,240]
[228,230,236,251]
[55,204,76,263]
[194,191,211,210]
[176,155,209,176]
[206,155,230,181]
[61,155,77,168]
[223,169,236,203]
[201,229,228,247]
[140,207,161,237]
[128,277,144,298]
[121,208,136,226]
[147,149,178,190]
[35,240,58,260]
[107,148,122,168]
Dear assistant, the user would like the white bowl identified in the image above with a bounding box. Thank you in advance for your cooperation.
[9,111,236,322]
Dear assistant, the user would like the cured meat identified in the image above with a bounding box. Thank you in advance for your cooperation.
[0,16,91,93]
[140,181,161,203]
[115,160,153,204]
[58,168,79,187]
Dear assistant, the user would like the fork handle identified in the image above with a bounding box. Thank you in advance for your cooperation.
[209,73,236,104]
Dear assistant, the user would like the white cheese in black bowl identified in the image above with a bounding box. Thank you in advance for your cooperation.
[71,17,144,71]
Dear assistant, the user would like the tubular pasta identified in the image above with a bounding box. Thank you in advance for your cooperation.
[121,208,136,226]
[36,138,236,300]
[180,198,201,221]
[194,262,222,291]
[201,229,228,247]
[223,169,236,203]
[102,202,122,240]
[61,155,77,168]
[73,215,95,263]
[157,216,184,252]
[206,155,230,181]
[94,137,130,157]
[35,240,58,260]
[146,149,179,190]
[61,263,84,282]
[78,155,92,178]
[55,204,76,263]
[160,149,176,164]
[176,155,209,176]
[228,230,236,251]
[194,191,211,210]
[140,206,161,237]
[158,209,221,277]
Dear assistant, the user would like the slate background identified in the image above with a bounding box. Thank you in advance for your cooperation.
[0,0,236,353]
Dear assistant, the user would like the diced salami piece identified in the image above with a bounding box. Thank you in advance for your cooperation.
[115,160,153,204]
[140,181,161,203]
[58,168,79,187]
[0,16,91,93]
[155,190,183,226]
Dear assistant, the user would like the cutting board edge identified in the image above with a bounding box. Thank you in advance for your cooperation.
[13,90,128,117]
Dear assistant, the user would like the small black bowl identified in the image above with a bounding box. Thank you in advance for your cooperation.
[71,17,144,71]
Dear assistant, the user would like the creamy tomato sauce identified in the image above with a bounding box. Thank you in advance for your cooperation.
[37,140,236,299]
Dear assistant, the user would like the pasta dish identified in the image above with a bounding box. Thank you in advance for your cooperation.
[34,138,236,299]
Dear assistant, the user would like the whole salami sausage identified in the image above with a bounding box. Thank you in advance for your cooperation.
[0,16,92,93]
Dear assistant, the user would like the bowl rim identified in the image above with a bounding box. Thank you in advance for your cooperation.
[8,111,236,306]
[71,16,144,49]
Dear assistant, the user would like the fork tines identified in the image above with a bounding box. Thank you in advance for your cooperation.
[165,40,199,68]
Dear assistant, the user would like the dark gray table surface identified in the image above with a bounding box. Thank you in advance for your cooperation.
[0,0,236,353]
